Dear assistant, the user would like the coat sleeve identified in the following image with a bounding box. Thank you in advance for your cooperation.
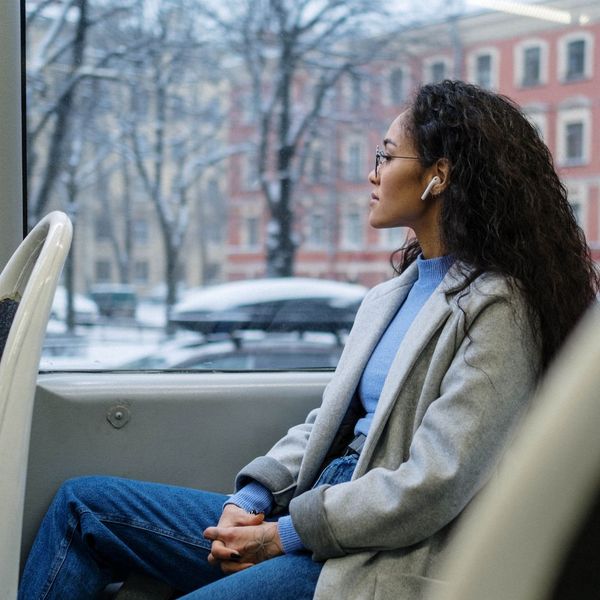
[289,293,540,560]
[234,406,320,509]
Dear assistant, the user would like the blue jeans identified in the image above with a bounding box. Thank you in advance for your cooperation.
[19,453,358,600]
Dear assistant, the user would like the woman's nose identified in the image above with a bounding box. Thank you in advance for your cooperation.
[368,168,378,185]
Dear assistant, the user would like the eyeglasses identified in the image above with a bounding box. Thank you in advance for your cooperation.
[375,145,419,177]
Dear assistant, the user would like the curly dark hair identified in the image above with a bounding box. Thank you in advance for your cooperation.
[392,80,599,372]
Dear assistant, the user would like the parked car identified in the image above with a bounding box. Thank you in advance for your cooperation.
[170,277,367,336]
[89,284,137,318]
[120,333,344,370]
[50,286,99,326]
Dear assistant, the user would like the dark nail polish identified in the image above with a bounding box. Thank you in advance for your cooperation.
[230,552,241,560]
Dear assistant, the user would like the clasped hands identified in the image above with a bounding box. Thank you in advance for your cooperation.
[203,504,284,574]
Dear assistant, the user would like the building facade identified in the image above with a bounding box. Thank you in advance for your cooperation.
[225,0,600,288]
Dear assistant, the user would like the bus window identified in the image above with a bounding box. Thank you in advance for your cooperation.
[23,0,599,371]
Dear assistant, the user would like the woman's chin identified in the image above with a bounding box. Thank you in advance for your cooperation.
[368,213,383,229]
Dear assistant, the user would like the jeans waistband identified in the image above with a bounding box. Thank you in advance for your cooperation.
[345,433,367,456]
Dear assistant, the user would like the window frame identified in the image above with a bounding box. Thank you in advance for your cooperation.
[467,47,499,90]
[566,181,588,233]
[423,55,452,84]
[556,104,591,167]
[387,66,409,106]
[557,31,594,83]
[514,38,549,88]
[341,206,364,249]
[306,212,327,249]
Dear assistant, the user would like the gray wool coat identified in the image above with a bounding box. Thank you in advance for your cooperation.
[235,261,540,599]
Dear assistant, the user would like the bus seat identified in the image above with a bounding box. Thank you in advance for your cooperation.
[0,211,72,599]
[428,305,600,600]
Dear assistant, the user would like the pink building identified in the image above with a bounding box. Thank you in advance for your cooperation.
[225,4,600,286]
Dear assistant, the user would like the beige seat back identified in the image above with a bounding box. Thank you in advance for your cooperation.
[428,305,600,600]
[0,211,72,599]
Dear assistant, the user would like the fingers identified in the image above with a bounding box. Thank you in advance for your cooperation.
[221,505,265,527]
[206,537,240,563]
[206,536,254,574]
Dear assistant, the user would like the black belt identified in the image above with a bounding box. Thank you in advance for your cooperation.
[346,433,367,456]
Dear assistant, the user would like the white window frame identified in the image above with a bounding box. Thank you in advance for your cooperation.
[514,38,548,88]
[556,105,591,167]
[341,74,364,111]
[523,105,548,142]
[566,181,588,233]
[345,137,365,182]
[341,207,364,249]
[309,143,327,184]
[242,213,261,250]
[423,56,452,84]
[379,226,408,249]
[306,212,327,249]
[242,155,259,191]
[557,31,594,83]
[467,47,499,90]
[386,66,410,106]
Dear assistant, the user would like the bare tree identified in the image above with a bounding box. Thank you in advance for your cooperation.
[122,0,247,329]
[26,0,135,225]
[197,0,395,276]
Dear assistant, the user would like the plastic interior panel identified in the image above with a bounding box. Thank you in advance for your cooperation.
[22,370,331,564]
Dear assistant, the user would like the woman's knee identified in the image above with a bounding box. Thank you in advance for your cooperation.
[53,475,124,515]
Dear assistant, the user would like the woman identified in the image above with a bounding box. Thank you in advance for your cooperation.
[20,80,598,599]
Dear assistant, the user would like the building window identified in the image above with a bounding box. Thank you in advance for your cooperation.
[558,33,593,82]
[566,39,585,81]
[475,54,492,88]
[468,48,498,89]
[515,39,548,88]
[95,215,111,241]
[343,211,363,248]
[95,260,111,283]
[565,122,584,161]
[557,106,590,166]
[431,61,446,82]
[424,57,451,84]
[205,178,226,243]
[390,68,405,104]
[350,75,362,110]
[243,156,259,191]
[133,218,149,244]
[134,260,149,283]
[308,213,326,247]
[346,142,363,182]
[245,216,260,248]
[524,110,547,142]
[523,47,541,86]
[311,148,326,183]
[240,91,254,124]
[380,226,408,248]
[567,184,586,231]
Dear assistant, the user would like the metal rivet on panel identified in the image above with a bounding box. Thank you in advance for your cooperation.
[107,404,131,429]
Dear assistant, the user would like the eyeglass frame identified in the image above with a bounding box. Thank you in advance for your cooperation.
[375,145,419,177]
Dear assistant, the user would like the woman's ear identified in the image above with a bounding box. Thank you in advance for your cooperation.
[421,159,450,201]
[433,158,451,193]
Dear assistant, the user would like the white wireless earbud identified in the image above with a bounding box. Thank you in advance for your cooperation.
[421,176,441,201]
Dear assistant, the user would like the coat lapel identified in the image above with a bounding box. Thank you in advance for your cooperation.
[356,263,465,468]
[297,264,419,484]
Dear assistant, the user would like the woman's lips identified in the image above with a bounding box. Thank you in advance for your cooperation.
[369,192,379,207]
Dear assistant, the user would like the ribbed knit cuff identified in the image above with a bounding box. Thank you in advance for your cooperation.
[225,482,274,515]
[277,515,306,554]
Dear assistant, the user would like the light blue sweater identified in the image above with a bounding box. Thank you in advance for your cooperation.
[227,253,455,553]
